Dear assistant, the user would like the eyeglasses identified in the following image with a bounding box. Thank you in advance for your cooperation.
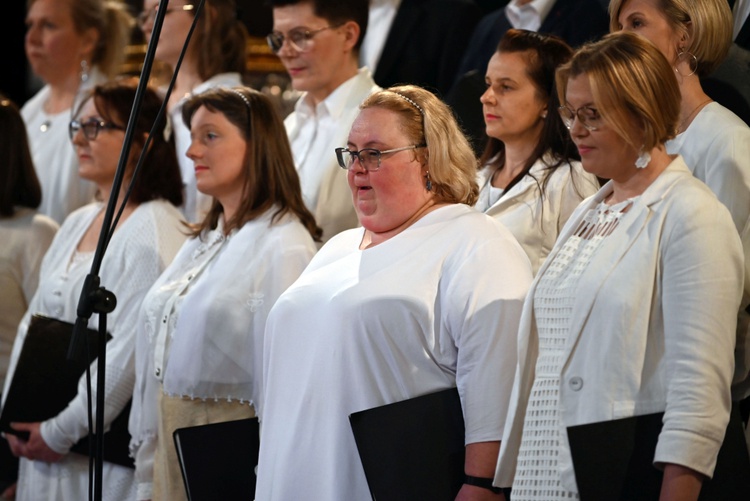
[335,145,426,172]
[558,105,602,131]
[136,3,195,30]
[69,118,124,141]
[266,25,340,54]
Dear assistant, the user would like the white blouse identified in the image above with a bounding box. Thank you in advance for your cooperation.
[129,210,317,499]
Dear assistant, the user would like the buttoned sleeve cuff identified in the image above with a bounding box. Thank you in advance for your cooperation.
[654,428,721,478]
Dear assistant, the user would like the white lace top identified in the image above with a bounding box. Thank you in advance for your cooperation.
[512,198,635,501]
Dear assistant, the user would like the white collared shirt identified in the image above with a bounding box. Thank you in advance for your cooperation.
[289,68,368,210]
[359,0,402,71]
[505,0,556,31]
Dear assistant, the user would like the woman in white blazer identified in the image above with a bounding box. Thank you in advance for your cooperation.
[494,33,744,501]
[475,29,599,274]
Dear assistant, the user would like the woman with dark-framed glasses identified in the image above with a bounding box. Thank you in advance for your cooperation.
[256,84,532,500]
[494,32,744,500]
[138,0,248,223]
[1,80,185,501]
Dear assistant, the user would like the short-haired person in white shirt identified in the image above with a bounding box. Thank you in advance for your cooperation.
[268,0,380,243]
[257,85,532,501]
[128,87,320,501]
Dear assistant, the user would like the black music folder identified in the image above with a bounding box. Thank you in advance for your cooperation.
[0,314,133,468]
[567,405,750,501]
[349,387,466,501]
[173,417,260,501]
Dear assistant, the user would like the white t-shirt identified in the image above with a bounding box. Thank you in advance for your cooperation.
[256,204,532,500]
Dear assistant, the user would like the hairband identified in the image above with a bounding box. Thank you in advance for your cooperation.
[390,91,424,117]
[227,87,251,110]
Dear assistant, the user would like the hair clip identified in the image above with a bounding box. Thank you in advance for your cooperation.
[227,87,251,110]
[390,91,424,117]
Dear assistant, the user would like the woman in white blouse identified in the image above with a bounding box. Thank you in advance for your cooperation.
[2,81,186,501]
[495,32,744,501]
[22,0,133,224]
[476,29,599,275]
[129,87,320,501]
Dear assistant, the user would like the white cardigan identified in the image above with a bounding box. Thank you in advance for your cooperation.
[495,156,744,490]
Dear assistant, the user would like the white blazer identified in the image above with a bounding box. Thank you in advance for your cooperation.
[476,156,600,275]
[495,156,744,490]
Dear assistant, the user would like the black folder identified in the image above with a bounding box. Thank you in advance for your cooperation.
[567,405,750,501]
[173,417,260,501]
[349,387,466,501]
[0,314,133,468]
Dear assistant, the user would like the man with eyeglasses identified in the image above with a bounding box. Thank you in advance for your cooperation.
[268,0,379,243]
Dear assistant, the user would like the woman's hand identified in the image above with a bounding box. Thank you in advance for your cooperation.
[659,463,704,501]
[8,422,63,463]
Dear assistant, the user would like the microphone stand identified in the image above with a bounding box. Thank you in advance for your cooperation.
[66,1,206,499]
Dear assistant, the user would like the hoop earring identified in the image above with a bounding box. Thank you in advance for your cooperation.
[425,171,432,191]
[674,49,698,78]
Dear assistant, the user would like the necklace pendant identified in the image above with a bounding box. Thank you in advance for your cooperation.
[40,120,52,132]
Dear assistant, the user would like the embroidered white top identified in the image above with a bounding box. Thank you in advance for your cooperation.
[129,209,316,499]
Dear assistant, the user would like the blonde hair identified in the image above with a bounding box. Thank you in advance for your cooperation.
[359,85,479,205]
[556,32,681,152]
[28,0,133,78]
[609,0,732,76]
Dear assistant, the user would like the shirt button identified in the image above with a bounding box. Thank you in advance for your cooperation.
[155,368,161,377]
[162,315,168,324]
[569,377,583,391]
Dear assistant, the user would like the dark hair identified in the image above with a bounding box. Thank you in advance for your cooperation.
[0,96,42,217]
[480,29,580,197]
[182,87,322,241]
[82,79,184,207]
[186,0,249,80]
[267,0,368,51]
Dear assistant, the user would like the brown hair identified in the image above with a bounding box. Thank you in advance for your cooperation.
[81,78,184,206]
[360,85,479,205]
[186,0,249,80]
[556,32,681,152]
[480,29,579,197]
[608,0,732,76]
[182,86,322,240]
[0,96,42,217]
